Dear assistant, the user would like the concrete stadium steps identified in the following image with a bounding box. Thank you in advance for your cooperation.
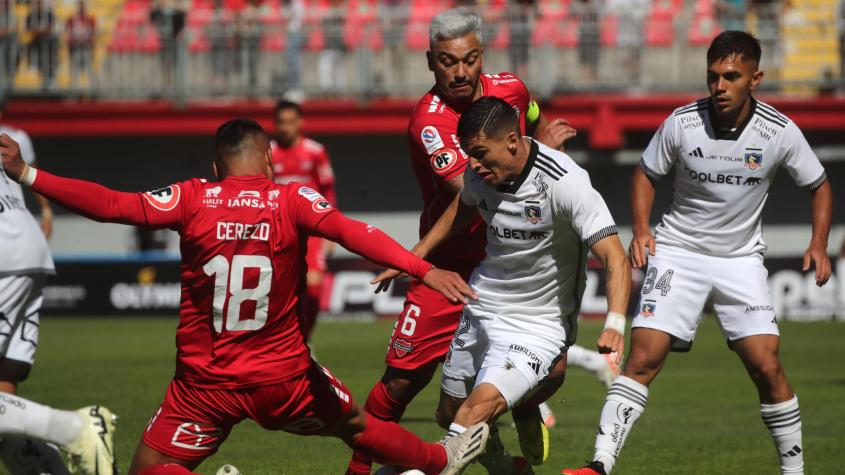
[780,0,838,94]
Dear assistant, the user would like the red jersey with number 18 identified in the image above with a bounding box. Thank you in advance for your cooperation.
[140,176,334,389]
[407,72,531,275]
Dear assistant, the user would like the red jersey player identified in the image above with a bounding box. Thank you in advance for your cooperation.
[0,121,489,475]
[270,99,336,340]
[347,8,584,475]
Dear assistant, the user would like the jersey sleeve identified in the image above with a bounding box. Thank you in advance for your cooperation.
[552,170,618,247]
[409,117,466,183]
[17,132,36,166]
[781,121,827,190]
[286,184,337,232]
[639,113,680,180]
[31,171,190,229]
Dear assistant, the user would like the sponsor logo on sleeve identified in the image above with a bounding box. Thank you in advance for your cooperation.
[431,148,458,173]
[312,199,333,213]
[143,185,181,212]
[297,186,323,202]
[421,126,445,154]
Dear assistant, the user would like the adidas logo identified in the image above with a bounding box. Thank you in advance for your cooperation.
[528,360,541,375]
[688,147,704,158]
[781,445,802,457]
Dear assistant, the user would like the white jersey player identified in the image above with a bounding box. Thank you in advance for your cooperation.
[0,110,117,475]
[564,31,832,475]
[374,96,631,469]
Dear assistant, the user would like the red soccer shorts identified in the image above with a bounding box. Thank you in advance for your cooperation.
[142,362,353,461]
[306,236,327,273]
[385,278,464,371]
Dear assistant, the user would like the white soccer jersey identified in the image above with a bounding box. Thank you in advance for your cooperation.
[641,97,826,257]
[0,125,54,277]
[460,139,618,341]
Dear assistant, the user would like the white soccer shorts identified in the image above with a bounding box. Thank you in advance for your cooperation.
[0,274,45,366]
[440,309,570,407]
[631,244,778,350]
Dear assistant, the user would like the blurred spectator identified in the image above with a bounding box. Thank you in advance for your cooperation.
[0,0,18,94]
[25,0,57,90]
[318,0,346,95]
[508,0,535,78]
[839,0,844,81]
[610,0,648,88]
[716,0,747,32]
[238,0,262,92]
[208,0,234,91]
[379,0,407,94]
[283,0,305,96]
[572,0,601,83]
[150,0,186,92]
[66,0,96,92]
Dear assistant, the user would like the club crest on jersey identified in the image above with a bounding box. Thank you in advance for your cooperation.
[393,338,414,358]
[312,199,332,213]
[744,149,763,170]
[421,126,445,154]
[431,148,458,172]
[640,302,656,317]
[524,205,543,224]
[143,185,181,212]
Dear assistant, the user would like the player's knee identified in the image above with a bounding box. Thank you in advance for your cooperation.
[749,358,785,385]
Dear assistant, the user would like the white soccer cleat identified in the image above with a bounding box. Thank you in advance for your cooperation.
[63,406,117,475]
[215,464,242,475]
[597,352,622,389]
[440,422,489,475]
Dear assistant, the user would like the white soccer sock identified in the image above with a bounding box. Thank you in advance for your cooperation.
[761,396,804,475]
[476,425,515,474]
[446,422,466,439]
[567,345,609,374]
[593,376,648,474]
[0,393,83,446]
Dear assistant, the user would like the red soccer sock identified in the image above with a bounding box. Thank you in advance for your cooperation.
[139,464,196,475]
[350,415,447,474]
[346,380,411,473]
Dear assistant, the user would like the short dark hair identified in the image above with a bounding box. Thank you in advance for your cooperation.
[214,118,267,160]
[707,31,761,66]
[274,99,301,117]
[456,96,520,145]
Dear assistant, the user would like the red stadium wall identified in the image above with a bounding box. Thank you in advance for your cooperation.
[8,95,845,149]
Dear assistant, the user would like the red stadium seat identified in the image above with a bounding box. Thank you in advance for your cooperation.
[600,14,618,47]
[688,14,721,46]
[260,1,286,52]
[187,6,213,53]
[344,0,382,51]
[405,0,448,50]
[303,0,327,51]
[644,11,674,46]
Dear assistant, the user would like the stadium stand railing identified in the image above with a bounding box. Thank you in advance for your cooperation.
[1,0,842,100]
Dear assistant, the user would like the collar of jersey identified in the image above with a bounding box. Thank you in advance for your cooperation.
[223,174,271,182]
[497,138,538,194]
[709,96,757,141]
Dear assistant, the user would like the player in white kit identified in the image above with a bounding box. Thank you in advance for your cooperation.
[375,96,630,471]
[563,32,832,475]
[0,118,117,475]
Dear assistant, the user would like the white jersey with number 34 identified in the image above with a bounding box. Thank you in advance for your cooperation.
[641,97,826,257]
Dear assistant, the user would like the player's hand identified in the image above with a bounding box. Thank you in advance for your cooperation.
[421,268,477,304]
[536,118,577,151]
[629,231,655,268]
[0,134,26,182]
[371,268,409,294]
[803,243,831,286]
[40,212,53,239]
[597,329,625,364]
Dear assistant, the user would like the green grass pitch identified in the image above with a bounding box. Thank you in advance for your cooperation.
[13,316,845,474]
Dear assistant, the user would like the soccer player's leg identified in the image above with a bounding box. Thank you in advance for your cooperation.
[130,379,241,475]
[347,281,461,474]
[566,344,621,389]
[712,255,802,475]
[565,246,710,474]
[0,274,116,475]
